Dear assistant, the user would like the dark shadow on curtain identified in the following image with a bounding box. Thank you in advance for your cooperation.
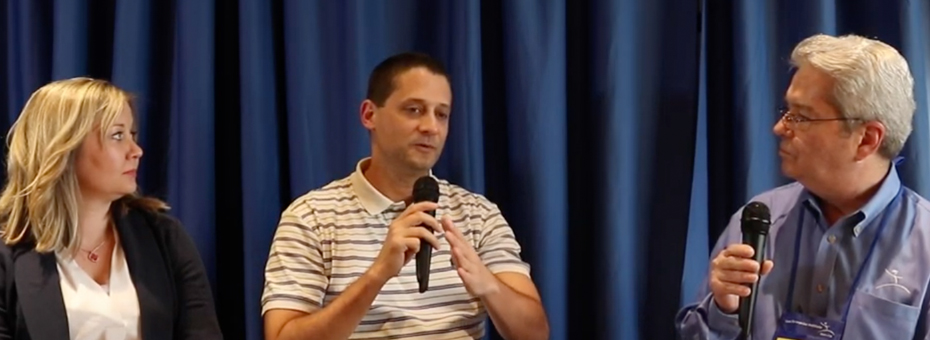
[214,0,245,336]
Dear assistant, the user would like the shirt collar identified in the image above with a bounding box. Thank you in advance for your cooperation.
[801,161,902,237]
[349,157,436,215]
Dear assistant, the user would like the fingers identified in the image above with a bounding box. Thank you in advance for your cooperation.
[760,260,775,275]
[406,227,442,250]
[442,217,482,259]
[412,212,443,233]
[399,233,442,262]
[710,244,775,287]
[442,217,466,248]
[710,278,752,297]
[401,238,421,263]
[442,216,464,238]
[715,269,759,284]
[401,201,440,218]
[442,217,472,250]
[450,247,461,268]
[394,211,442,234]
[450,247,482,276]
[708,243,775,305]
[715,245,765,272]
[715,254,761,273]
[722,244,756,259]
[391,226,440,251]
[402,238,422,255]
[445,224,466,269]
[388,219,442,254]
[451,246,476,267]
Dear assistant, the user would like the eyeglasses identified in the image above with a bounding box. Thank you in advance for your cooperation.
[778,108,861,126]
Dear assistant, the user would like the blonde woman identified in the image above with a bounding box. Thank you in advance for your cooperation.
[0,77,222,339]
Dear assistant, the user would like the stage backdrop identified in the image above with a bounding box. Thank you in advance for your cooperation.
[2,1,927,339]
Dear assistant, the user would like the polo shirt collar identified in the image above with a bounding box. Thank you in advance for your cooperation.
[350,157,436,215]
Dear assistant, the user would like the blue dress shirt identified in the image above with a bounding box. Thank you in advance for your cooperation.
[676,164,930,340]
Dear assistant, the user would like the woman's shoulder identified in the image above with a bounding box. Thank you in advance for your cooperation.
[0,230,35,261]
[121,205,185,238]
[117,202,205,266]
[117,196,183,231]
[0,239,14,267]
[0,233,39,280]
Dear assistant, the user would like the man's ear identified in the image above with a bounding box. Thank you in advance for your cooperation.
[360,99,377,131]
[855,120,886,161]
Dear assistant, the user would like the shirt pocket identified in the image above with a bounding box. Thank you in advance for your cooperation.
[843,289,919,340]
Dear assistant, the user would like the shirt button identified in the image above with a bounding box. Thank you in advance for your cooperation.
[828,235,837,244]
[817,284,825,293]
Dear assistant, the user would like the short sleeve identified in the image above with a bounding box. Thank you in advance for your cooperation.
[476,200,531,277]
[261,208,329,315]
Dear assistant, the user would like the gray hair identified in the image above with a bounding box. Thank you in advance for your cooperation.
[790,34,916,158]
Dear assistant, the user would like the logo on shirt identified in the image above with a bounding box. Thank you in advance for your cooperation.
[818,321,835,338]
[874,269,911,294]
[783,319,835,338]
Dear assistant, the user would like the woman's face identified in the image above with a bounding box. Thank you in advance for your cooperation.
[74,105,142,203]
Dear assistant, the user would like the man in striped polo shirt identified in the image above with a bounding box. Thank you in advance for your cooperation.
[262,52,550,340]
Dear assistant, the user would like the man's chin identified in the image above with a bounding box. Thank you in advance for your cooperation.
[780,163,800,180]
[405,157,437,173]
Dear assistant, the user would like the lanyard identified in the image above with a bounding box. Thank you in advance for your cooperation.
[782,185,902,323]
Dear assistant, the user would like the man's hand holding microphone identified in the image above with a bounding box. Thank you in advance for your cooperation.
[709,244,774,313]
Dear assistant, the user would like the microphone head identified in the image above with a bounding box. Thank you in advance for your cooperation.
[741,201,771,235]
[413,176,439,203]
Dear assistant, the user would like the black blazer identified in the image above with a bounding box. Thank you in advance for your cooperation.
[0,205,223,339]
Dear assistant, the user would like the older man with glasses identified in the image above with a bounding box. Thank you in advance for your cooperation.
[677,33,930,340]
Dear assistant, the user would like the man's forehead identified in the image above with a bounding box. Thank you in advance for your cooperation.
[389,85,451,106]
[784,88,810,105]
[786,72,832,105]
[395,95,451,106]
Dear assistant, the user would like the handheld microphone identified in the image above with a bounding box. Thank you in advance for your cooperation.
[413,176,439,293]
[738,201,771,340]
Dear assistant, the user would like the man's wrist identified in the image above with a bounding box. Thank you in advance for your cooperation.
[365,263,392,286]
[476,276,503,300]
[712,296,738,315]
[705,293,740,335]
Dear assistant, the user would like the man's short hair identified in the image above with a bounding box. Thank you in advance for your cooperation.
[366,52,449,107]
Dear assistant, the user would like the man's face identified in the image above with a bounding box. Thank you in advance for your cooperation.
[773,64,864,187]
[362,67,452,173]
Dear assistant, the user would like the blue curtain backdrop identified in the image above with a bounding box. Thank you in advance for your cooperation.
[1,1,928,340]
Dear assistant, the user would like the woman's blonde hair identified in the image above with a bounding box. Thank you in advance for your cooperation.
[0,77,167,254]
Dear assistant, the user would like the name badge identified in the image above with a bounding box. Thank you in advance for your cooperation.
[773,312,845,340]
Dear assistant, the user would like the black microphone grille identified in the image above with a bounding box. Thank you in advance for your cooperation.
[741,201,771,233]
[413,176,440,203]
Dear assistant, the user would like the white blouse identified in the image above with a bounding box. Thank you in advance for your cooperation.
[56,235,141,340]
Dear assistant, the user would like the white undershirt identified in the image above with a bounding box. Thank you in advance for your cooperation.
[56,235,141,340]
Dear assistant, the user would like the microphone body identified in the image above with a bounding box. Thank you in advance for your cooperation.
[738,202,771,340]
[413,176,439,293]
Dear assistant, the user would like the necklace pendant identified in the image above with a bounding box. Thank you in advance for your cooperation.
[87,252,99,263]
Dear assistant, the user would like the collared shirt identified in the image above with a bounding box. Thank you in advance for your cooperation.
[57,233,141,340]
[676,164,930,340]
[261,158,531,340]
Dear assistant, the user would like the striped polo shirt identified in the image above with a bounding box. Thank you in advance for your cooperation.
[261,158,532,339]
